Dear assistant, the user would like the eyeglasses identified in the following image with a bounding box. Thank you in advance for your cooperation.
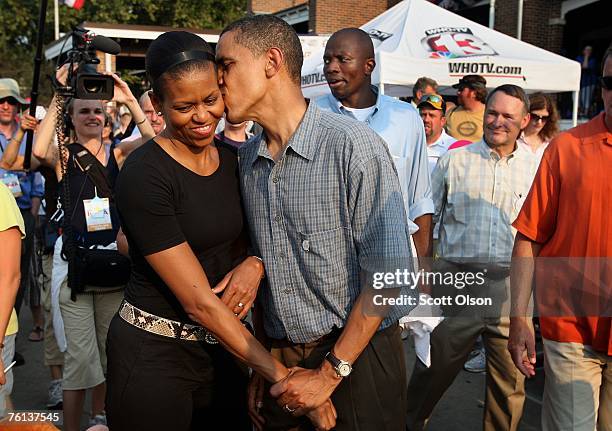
[601,76,612,91]
[530,113,549,123]
[0,97,19,106]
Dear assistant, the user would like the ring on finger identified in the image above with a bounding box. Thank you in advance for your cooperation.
[284,404,296,413]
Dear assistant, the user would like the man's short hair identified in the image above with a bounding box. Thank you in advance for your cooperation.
[486,84,530,114]
[412,77,438,99]
[221,15,303,85]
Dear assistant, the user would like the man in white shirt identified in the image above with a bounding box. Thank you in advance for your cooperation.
[417,94,457,176]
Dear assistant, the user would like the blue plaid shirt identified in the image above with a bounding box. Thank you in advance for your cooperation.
[316,89,434,224]
[239,102,415,343]
[0,125,44,210]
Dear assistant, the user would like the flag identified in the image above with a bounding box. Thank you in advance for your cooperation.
[63,0,85,9]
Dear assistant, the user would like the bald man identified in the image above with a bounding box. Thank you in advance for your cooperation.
[316,28,433,267]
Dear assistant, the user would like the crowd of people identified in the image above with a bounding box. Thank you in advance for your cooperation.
[0,14,610,431]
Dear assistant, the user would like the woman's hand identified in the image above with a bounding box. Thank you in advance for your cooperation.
[55,63,72,87]
[107,73,137,106]
[212,256,264,319]
[20,113,38,133]
[306,399,337,431]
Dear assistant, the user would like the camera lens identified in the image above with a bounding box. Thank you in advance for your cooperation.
[83,78,104,94]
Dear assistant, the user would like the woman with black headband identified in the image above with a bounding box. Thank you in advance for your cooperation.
[105,32,336,431]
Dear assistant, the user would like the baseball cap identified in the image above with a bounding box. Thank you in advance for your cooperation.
[417,93,446,112]
[452,74,487,90]
[0,78,28,105]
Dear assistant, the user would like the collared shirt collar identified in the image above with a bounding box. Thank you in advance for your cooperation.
[252,100,321,165]
[329,85,382,120]
[429,130,453,149]
[0,120,19,140]
[477,138,527,163]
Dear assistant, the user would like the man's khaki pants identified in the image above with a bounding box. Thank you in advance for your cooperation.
[406,270,525,431]
[542,339,612,431]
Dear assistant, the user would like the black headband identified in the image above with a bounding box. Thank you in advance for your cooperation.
[151,49,216,82]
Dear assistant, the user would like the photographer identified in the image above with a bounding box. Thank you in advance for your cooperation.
[32,63,154,431]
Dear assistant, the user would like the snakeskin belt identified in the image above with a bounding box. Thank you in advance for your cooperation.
[119,300,218,344]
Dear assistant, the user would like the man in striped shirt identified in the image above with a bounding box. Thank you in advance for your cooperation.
[406,85,539,431]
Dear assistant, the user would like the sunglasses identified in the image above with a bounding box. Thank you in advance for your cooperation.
[419,94,442,104]
[0,97,19,106]
[601,76,612,91]
[530,113,549,123]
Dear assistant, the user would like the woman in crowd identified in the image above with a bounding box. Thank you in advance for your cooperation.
[32,68,155,431]
[105,31,335,431]
[0,182,25,419]
[518,92,560,162]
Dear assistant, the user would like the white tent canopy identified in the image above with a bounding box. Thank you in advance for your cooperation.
[301,0,581,124]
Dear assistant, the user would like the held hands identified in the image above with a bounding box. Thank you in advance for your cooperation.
[508,317,536,378]
[270,364,341,416]
[213,256,264,319]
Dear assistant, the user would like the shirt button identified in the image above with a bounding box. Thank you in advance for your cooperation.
[272,177,280,183]
[302,240,310,251]
[283,288,292,294]
[278,252,285,259]
[274,215,281,222]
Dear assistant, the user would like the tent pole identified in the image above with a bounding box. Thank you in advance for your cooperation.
[517,0,524,40]
[489,0,495,28]
[380,82,385,95]
[572,90,579,127]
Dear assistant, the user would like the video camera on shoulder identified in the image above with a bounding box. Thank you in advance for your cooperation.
[55,26,121,100]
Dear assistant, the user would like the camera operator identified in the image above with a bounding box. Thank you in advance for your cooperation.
[32,63,154,431]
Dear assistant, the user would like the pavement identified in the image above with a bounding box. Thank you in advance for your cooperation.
[8,309,544,430]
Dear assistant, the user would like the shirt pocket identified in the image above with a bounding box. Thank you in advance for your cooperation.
[298,227,355,299]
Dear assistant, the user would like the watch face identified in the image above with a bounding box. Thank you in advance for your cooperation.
[338,363,352,377]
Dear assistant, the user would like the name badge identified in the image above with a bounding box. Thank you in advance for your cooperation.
[1,173,23,198]
[83,188,112,232]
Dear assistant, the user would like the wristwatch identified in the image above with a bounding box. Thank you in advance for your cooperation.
[325,351,353,378]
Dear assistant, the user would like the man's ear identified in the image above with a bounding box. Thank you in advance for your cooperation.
[519,112,530,131]
[365,58,376,76]
[265,47,284,79]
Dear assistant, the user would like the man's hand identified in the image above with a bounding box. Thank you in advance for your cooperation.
[306,399,337,431]
[508,317,536,378]
[212,256,264,319]
[270,363,341,415]
[248,372,266,431]
[20,113,38,132]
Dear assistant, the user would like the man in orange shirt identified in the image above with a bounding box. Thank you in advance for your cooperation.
[509,45,612,431]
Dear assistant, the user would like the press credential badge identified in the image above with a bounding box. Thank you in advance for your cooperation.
[83,187,112,232]
[1,173,23,198]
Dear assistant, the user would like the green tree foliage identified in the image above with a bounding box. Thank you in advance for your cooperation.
[0,0,246,103]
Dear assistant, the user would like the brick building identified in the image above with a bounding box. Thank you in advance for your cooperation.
[248,0,609,60]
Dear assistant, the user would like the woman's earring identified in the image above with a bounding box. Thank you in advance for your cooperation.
[157,111,162,115]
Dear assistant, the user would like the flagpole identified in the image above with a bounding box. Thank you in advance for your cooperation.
[54,0,59,40]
